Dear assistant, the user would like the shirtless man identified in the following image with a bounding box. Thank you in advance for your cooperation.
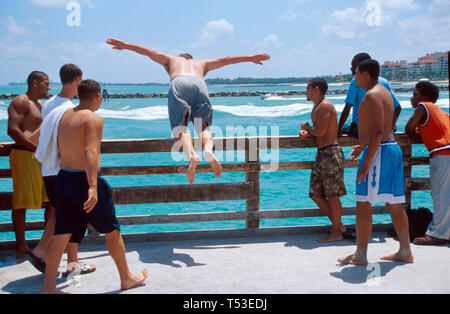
[338,59,413,266]
[300,78,347,242]
[7,71,51,258]
[106,38,270,184]
[41,80,147,294]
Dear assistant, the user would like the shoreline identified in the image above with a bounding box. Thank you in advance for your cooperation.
[2,80,448,88]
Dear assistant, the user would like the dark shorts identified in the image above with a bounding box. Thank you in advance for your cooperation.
[54,169,120,244]
[309,145,347,199]
[43,175,57,206]
[168,75,213,135]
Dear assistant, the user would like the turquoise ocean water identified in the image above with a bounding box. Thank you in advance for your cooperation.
[0,83,448,241]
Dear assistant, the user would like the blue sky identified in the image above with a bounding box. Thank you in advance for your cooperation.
[0,0,449,84]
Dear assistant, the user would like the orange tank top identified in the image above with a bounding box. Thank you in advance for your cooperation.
[417,102,450,157]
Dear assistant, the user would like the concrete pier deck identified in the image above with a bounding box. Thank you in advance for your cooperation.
[0,232,448,294]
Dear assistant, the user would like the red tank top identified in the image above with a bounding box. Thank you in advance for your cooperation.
[417,102,450,157]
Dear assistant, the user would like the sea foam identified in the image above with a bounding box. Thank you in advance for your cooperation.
[0,99,448,122]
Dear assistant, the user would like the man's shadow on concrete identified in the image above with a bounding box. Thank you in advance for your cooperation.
[126,241,240,268]
[1,273,68,294]
[284,233,387,250]
[330,261,404,285]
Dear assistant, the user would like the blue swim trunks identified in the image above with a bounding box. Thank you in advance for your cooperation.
[168,75,213,135]
[356,141,406,204]
[54,169,120,243]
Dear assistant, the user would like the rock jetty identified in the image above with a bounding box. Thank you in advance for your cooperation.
[0,86,448,100]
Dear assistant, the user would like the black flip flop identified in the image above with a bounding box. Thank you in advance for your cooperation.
[342,228,357,241]
[26,251,46,273]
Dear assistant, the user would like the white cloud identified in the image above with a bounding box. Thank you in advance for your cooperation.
[6,16,28,36]
[279,0,312,21]
[256,34,283,49]
[32,18,43,25]
[30,0,94,9]
[429,0,450,18]
[322,0,420,40]
[0,37,47,61]
[378,0,420,11]
[200,19,234,43]
[322,7,367,40]
[397,0,450,50]
[295,42,315,55]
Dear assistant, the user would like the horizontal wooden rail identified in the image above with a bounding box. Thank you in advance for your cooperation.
[112,182,256,205]
[0,182,255,211]
[0,133,424,156]
[0,206,390,233]
[0,177,431,212]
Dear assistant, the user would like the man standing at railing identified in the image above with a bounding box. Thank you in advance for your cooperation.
[338,53,401,137]
[7,71,51,258]
[300,78,347,242]
[339,59,413,266]
[106,38,270,184]
[405,81,450,245]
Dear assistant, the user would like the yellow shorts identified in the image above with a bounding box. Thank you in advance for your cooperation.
[9,148,49,210]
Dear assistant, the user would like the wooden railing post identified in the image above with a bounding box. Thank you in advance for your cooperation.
[245,138,260,228]
[402,141,413,211]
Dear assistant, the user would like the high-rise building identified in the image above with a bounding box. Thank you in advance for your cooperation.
[380,52,448,81]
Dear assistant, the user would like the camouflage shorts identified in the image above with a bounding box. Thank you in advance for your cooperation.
[309,145,347,199]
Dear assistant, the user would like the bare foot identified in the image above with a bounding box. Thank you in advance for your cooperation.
[205,152,222,178]
[187,155,201,184]
[121,269,149,291]
[380,251,414,263]
[338,253,368,266]
[318,232,344,243]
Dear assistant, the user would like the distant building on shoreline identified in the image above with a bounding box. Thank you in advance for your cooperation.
[381,51,449,81]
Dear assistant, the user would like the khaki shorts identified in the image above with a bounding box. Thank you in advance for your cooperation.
[309,145,347,199]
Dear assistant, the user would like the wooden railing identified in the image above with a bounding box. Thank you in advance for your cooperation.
[0,133,429,250]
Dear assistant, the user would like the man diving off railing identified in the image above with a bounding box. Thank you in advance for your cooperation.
[106,38,270,184]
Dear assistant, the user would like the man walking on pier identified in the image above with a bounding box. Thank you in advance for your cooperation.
[300,78,347,242]
[338,59,413,266]
[41,79,147,294]
[106,38,270,184]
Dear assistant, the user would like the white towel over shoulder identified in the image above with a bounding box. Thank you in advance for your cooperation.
[35,104,73,172]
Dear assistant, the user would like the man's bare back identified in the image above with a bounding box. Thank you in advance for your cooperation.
[357,83,395,147]
[58,108,103,171]
[166,56,207,79]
